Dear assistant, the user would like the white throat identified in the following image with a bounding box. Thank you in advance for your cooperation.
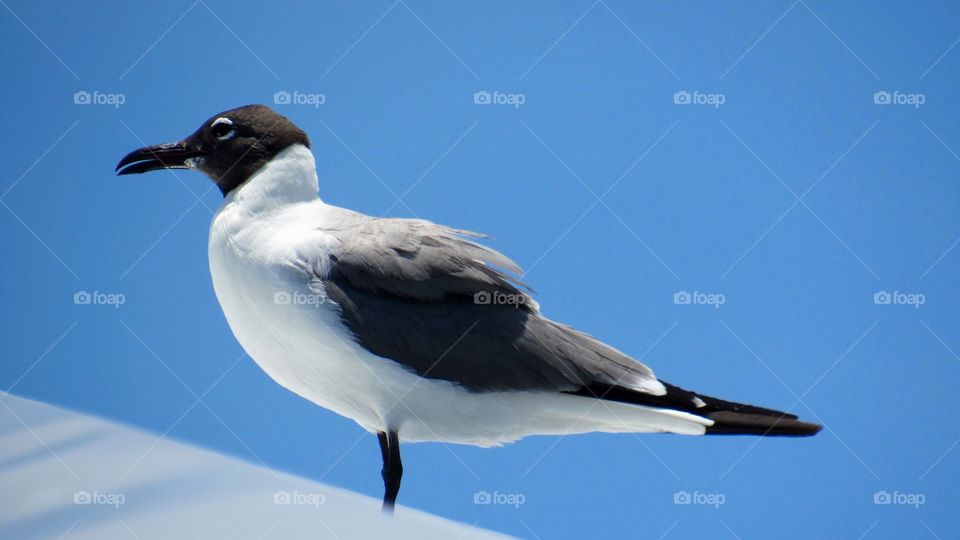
[224,144,319,208]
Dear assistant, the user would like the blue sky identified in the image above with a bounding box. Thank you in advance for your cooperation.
[2,1,959,538]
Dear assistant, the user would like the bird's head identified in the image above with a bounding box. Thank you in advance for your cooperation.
[116,104,310,196]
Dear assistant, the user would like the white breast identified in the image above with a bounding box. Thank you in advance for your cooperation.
[207,146,399,433]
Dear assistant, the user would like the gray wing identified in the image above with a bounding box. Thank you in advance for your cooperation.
[321,216,664,395]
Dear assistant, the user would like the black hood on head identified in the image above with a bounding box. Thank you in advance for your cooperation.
[116,104,310,196]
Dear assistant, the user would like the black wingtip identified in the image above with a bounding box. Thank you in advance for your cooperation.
[704,411,822,437]
[567,380,823,437]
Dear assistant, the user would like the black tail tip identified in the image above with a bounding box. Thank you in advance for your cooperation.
[705,411,823,437]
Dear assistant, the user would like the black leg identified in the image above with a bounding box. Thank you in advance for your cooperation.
[378,430,402,513]
[377,431,390,469]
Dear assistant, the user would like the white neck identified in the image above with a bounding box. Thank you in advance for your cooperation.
[223,144,320,209]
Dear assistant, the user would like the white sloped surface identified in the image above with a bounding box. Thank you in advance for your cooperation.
[0,393,510,540]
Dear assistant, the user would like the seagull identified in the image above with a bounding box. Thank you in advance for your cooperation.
[117,105,821,511]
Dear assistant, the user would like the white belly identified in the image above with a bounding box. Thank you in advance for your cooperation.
[206,175,709,446]
[207,234,710,446]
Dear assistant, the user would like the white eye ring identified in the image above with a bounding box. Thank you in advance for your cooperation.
[211,117,236,140]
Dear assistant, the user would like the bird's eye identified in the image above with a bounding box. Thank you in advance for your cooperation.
[210,117,235,140]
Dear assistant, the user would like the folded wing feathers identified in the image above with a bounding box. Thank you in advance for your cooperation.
[336,218,538,309]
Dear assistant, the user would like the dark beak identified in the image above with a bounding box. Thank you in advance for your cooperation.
[115,140,207,175]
